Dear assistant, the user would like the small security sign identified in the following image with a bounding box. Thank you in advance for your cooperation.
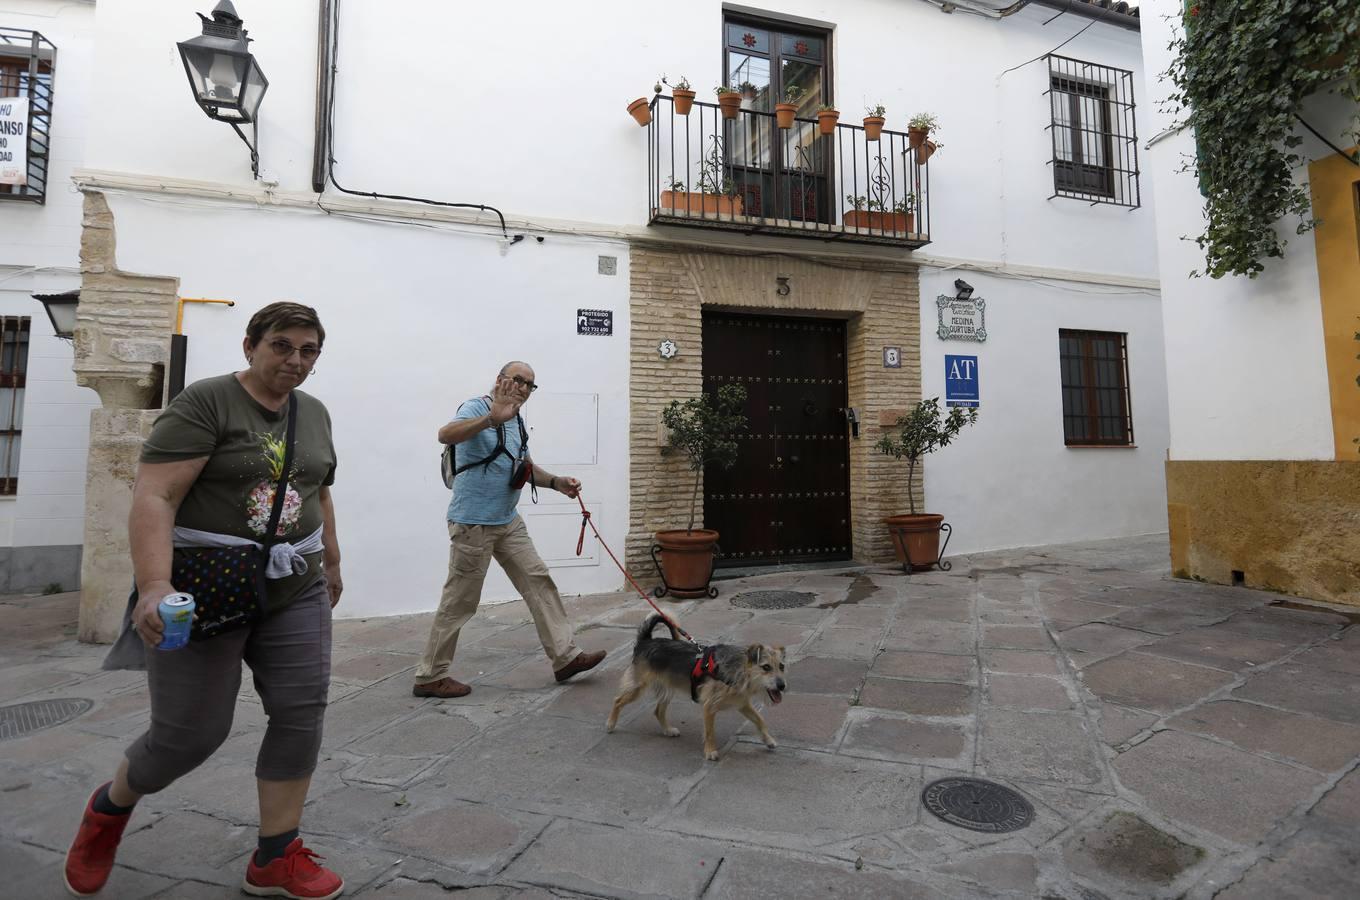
[945,355,979,408]
[577,309,612,336]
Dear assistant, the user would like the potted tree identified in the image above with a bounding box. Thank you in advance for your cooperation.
[665,75,696,115]
[656,384,748,598]
[715,85,743,119]
[907,112,937,149]
[816,103,840,136]
[863,103,886,141]
[775,84,804,129]
[876,398,977,569]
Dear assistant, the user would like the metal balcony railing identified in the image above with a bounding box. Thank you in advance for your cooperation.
[645,94,932,247]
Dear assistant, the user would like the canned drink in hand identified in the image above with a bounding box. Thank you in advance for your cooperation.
[157,593,195,651]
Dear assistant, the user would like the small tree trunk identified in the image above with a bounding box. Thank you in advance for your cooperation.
[907,458,918,515]
[687,469,701,534]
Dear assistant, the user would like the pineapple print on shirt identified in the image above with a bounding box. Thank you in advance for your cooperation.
[247,430,302,537]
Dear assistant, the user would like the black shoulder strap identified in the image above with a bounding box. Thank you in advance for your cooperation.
[450,409,527,481]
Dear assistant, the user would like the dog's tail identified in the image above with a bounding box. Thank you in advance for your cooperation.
[636,613,679,647]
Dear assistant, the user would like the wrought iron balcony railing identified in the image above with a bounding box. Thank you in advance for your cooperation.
[645,93,932,248]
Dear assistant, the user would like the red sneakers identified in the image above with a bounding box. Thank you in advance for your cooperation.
[243,838,344,899]
[64,783,132,896]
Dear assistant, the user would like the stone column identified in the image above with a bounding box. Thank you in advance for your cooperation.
[74,192,180,643]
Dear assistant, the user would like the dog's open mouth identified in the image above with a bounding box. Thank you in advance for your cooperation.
[767,688,783,705]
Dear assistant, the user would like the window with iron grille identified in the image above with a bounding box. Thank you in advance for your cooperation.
[0,317,29,495]
[1046,55,1139,208]
[0,28,56,204]
[1059,329,1134,446]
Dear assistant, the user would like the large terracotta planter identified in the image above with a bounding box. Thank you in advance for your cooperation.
[654,529,720,599]
[844,210,915,233]
[717,92,742,119]
[884,514,943,570]
[775,102,798,129]
[659,191,743,216]
[673,89,696,115]
[627,97,652,127]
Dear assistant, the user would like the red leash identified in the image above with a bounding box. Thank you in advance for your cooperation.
[573,492,695,643]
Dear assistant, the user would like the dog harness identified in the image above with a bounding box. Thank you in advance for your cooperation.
[690,647,720,702]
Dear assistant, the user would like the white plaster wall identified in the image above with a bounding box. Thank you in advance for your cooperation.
[84,0,1155,278]
[103,192,631,617]
[1140,0,1349,461]
[0,0,99,551]
[919,269,1170,554]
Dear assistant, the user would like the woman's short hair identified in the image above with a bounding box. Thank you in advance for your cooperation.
[246,302,326,349]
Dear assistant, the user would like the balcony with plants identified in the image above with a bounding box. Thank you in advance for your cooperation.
[628,78,936,248]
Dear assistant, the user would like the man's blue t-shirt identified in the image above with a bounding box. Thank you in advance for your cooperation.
[447,396,527,526]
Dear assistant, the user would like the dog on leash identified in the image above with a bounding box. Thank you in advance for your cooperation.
[605,613,787,760]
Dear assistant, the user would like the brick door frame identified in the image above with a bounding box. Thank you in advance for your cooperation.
[626,244,922,579]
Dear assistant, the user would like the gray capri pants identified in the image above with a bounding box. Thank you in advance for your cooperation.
[123,578,332,795]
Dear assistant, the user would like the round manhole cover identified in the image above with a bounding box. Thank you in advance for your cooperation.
[922,777,1034,833]
[730,591,816,610]
[0,698,94,741]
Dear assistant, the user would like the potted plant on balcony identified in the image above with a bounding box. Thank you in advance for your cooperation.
[844,194,915,234]
[775,84,805,129]
[907,112,937,149]
[863,103,886,141]
[816,103,840,136]
[715,85,742,119]
[739,81,759,104]
[659,138,745,217]
[876,398,978,570]
[627,96,652,127]
[665,75,696,115]
[916,138,941,165]
[655,384,749,598]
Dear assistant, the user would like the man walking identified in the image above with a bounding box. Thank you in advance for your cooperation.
[414,361,606,698]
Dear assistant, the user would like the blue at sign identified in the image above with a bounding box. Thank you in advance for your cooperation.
[945,355,979,408]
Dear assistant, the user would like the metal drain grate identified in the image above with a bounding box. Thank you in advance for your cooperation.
[922,777,1034,833]
[0,698,94,741]
[729,591,817,610]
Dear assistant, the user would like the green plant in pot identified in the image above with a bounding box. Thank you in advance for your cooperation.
[876,398,977,570]
[656,384,748,597]
[907,111,937,149]
[775,83,805,129]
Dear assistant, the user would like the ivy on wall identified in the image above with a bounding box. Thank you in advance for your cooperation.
[1164,1,1360,278]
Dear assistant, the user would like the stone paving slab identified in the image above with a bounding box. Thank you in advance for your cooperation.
[4,534,1359,899]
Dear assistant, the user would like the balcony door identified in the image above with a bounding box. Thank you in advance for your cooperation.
[722,17,832,223]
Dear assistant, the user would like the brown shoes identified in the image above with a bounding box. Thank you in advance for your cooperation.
[412,677,472,698]
[554,650,607,683]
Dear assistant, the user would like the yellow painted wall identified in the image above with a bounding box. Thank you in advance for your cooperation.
[1309,149,1360,460]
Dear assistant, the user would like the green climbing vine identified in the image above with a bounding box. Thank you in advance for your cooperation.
[1164,1,1360,278]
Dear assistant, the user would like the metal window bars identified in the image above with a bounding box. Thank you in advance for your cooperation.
[0,28,56,205]
[0,317,29,495]
[645,93,931,247]
[1045,54,1139,209]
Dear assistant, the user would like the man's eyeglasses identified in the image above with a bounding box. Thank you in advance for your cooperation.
[266,339,321,363]
[509,375,538,393]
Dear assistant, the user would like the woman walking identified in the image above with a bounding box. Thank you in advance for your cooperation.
[64,302,344,899]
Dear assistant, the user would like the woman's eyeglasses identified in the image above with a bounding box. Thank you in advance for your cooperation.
[509,375,539,393]
[266,339,321,362]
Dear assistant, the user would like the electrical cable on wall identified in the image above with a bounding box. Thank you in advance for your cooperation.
[319,0,526,247]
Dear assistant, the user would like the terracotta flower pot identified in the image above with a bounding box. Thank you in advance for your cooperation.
[775,102,798,129]
[717,92,742,119]
[844,210,915,234]
[863,115,885,141]
[915,139,938,165]
[883,514,944,570]
[627,97,652,127]
[816,109,840,136]
[673,89,696,115]
[907,126,928,149]
[659,191,744,216]
[654,529,720,599]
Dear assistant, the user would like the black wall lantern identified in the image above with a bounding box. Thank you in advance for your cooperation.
[176,1,269,178]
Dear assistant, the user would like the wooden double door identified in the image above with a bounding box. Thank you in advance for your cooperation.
[702,311,852,566]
